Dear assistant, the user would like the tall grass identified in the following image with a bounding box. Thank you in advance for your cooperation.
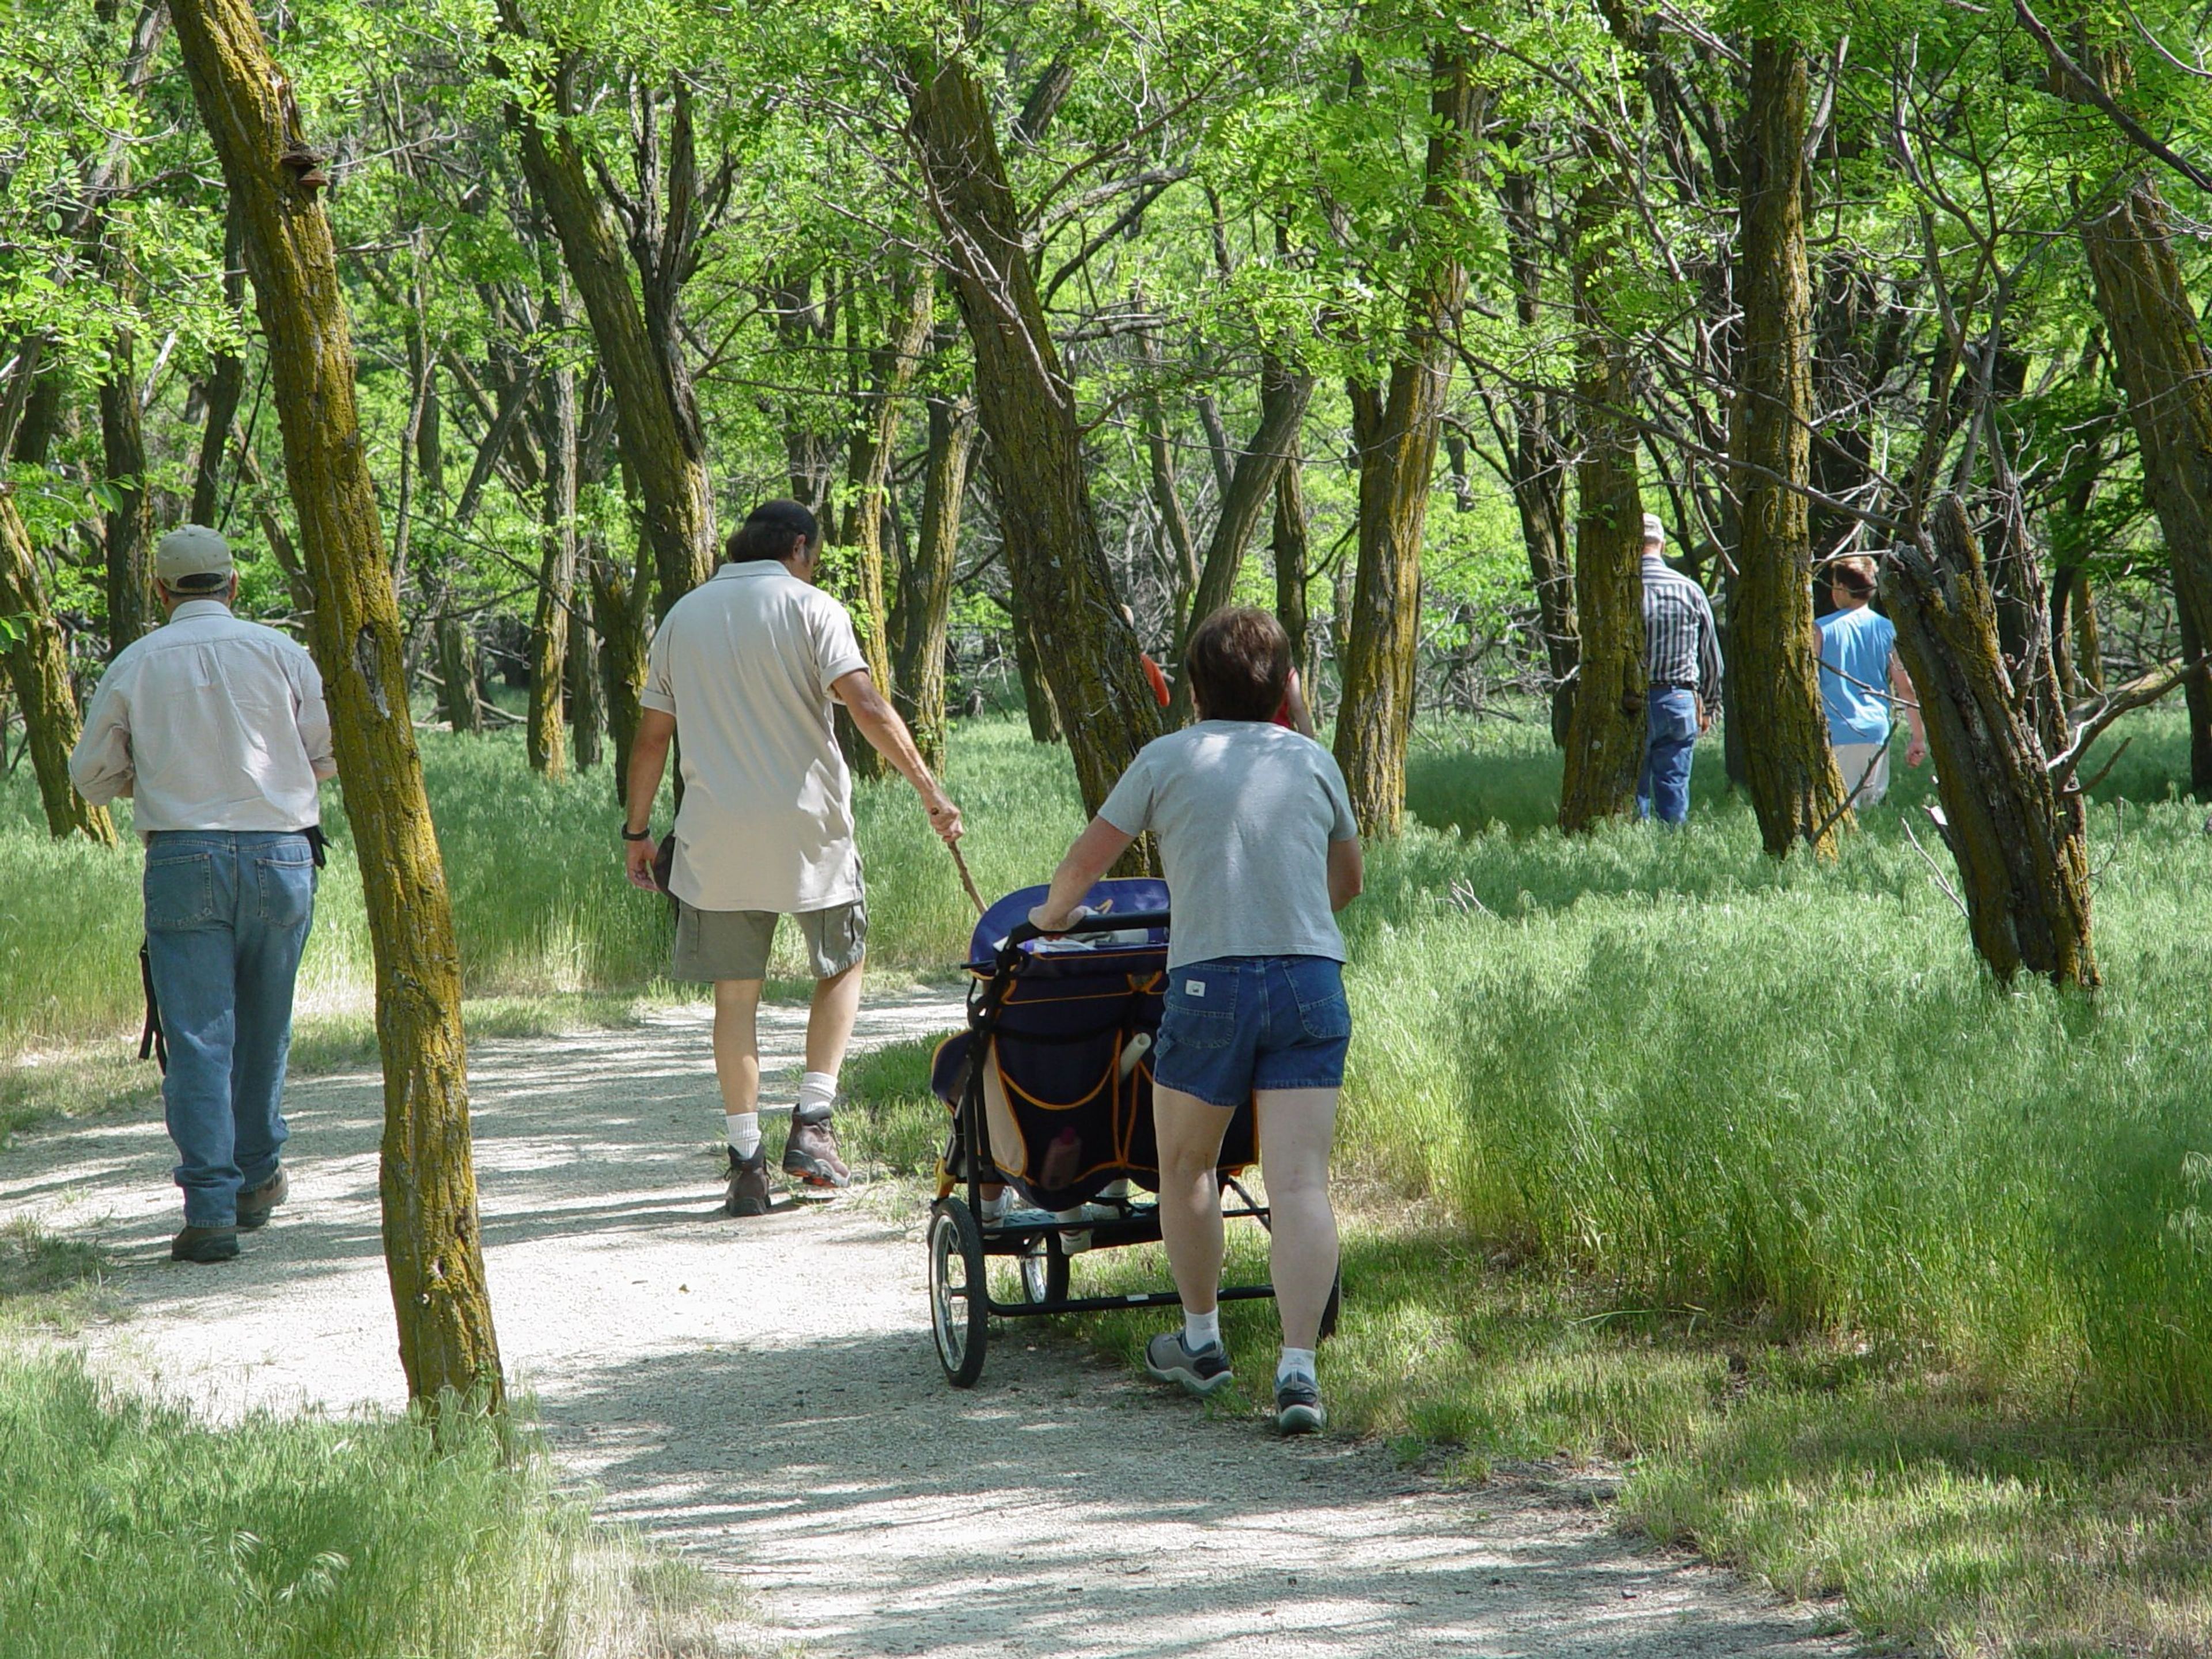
[0,716,1085,1056]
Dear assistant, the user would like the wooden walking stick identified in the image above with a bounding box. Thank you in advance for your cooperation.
[949,840,988,917]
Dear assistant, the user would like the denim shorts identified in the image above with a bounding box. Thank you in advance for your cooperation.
[1150,955,1351,1108]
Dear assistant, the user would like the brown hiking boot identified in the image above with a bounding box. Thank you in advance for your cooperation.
[237,1168,289,1232]
[725,1147,771,1217]
[781,1118,851,1188]
[171,1225,240,1264]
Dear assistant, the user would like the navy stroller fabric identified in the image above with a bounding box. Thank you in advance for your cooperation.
[931,879,1258,1210]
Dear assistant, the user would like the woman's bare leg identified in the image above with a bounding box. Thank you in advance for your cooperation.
[1151,1083,1232,1316]
[1253,1086,1340,1350]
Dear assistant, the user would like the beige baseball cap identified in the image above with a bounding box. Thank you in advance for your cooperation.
[156,525,234,590]
[1642,512,1666,545]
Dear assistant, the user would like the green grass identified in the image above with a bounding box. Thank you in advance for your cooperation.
[13,702,2212,1656]
[0,1218,751,1659]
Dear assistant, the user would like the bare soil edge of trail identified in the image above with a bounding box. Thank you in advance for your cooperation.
[0,991,1856,1659]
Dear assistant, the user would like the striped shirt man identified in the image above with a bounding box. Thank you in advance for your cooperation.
[1642,552,1723,696]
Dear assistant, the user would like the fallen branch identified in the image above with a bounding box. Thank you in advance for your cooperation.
[2047,656,2199,792]
[1901,811,1970,921]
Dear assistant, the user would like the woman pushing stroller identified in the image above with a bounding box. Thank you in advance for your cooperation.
[1028,607,1362,1434]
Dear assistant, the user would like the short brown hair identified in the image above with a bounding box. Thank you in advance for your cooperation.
[1827,554,1877,600]
[1182,607,1290,722]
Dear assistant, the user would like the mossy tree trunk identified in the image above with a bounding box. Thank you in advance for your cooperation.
[892,387,975,773]
[170,0,503,1409]
[98,322,157,654]
[906,44,1159,819]
[0,490,116,844]
[589,537,650,805]
[1558,183,1648,833]
[1733,39,1846,856]
[436,609,480,735]
[527,323,576,780]
[1272,449,1315,694]
[190,202,249,528]
[497,8,715,622]
[1334,47,1484,834]
[1166,359,1315,725]
[832,279,934,779]
[1499,161,1579,748]
[1883,495,2096,987]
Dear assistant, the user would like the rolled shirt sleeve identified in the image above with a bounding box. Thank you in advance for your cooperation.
[810,594,869,693]
[69,669,135,807]
[639,615,677,715]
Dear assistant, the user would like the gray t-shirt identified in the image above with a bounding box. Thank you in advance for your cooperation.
[1097,721,1358,970]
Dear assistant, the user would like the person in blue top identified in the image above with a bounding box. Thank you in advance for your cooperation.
[1815,555,1927,805]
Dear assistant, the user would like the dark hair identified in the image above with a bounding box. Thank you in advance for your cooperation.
[1183,606,1291,723]
[1827,554,1877,600]
[725,499,819,563]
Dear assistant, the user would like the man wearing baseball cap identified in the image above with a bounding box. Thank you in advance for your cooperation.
[71,525,336,1263]
[1637,512,1723,824]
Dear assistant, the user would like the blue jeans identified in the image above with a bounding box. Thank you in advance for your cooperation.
[143,831,316,1226]
[1152,956,1351,1109]
[1636,688,1700,825]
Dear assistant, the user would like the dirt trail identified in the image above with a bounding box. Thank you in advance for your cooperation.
[1,992,1850,1658]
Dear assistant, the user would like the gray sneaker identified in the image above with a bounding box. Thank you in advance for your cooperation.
[725,1147,771,1217]
[237,1168,289,1231]
[781,1118,851,1188]
[1144,1331,1234,1397]
[1275,1373,1326,1435]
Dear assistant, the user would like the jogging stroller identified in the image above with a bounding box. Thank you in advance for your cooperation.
[925,876,1335,1387]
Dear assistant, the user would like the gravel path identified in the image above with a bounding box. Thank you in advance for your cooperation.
[2,992,1851,1658]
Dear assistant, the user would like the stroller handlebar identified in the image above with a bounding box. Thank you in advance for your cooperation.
[1001,909,1172,953]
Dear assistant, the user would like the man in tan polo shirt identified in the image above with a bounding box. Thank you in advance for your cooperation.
[623,499,962,1215]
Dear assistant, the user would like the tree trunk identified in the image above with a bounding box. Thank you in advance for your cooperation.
[190,199,248,527]
[1006,577,1063,743]
[831,279,934,778]
[1334,46,1484,834]
[1166,360,1316,724]
[1733,39,1846,855]
[99,324,157,654]
[2177,600,2212,802]
[589,543,649,802]
[171,0,503,1408]
[0,491,116,844]
[1272,451,1314,694]
[892,389,975,772]
[527,332,576,779]
[2078,181,2212,794]
[1558,182,1648,834]
[1499,163,1580,748]
[1883,495,2096,987]
[497,14,715,621]
[437,609,480,735]
[905,46,1159,818]
[567,583,603,772]
[1135,321,1202,647]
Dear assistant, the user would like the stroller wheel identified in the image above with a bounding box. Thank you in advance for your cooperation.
[929,1198,989,1387]
[1017,1232,1070,1306]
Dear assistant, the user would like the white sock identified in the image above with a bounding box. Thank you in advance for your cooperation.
[1183,1308,1221,1353]
[725,1112,761,1159]
[1277,1347,1317,1386]
[795,1070,838,1124]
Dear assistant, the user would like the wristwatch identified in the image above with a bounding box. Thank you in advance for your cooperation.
[620,824,653,842]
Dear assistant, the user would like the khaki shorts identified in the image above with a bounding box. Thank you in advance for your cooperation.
[672,897,867,983]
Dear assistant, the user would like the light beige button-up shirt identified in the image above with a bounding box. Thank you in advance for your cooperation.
[69,600,335,836]
[641,560,869,912]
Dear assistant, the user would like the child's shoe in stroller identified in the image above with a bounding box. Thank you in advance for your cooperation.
[1274,1373,1326,1435]
[782,1118,851,1188]
[725,1147,771,1217]
[1145,1331,1234,1397]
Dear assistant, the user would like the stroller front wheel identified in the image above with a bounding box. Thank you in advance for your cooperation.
[929,1198,989,1387]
